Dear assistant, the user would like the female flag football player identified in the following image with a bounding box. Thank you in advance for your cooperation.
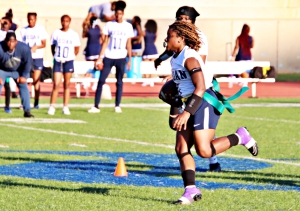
[89,1,134,113]
[48,15,80,115]
[156,6,221,172]
[162,21,258,205]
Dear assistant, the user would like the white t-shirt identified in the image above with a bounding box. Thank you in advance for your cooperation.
[50,28,80,61]
[20,24,48,59]
[197,30,208,61]
[89,2,114,22]
[103,20,134,59]
[0,30,6,41]
[171,46,213,97]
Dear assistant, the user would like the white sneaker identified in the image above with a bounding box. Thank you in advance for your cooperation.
[150,82,154,87]
[88,106,100,113]
[47,106,55,115]
[114,106,122,113]
[141,82,149,87]
[62,106,71,115]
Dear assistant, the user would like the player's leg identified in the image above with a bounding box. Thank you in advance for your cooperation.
[48,60,63,115]
[114,58,126,112]
[12,71,33,118]
[62,61,74,115]
[88,57,112,113]
[173,129,202,205]
[193,90,258,157]
[32,59,43,109]
[4,78,11,113]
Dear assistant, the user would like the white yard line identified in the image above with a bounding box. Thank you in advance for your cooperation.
[1,123,299,167]
[227,116,300,124]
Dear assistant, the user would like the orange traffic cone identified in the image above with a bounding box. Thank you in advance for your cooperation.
[114,157,128,177]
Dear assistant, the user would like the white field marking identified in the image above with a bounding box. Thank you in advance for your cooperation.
[227,116,300,124]
[0,118,86,124]
[7,103,300,109]
[0,145,9,148]
[137,107,169,112]
[69,143,87,148]
[1,123,299,167]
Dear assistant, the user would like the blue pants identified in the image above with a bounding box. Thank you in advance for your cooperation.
[0,70,31,111]
[94,57,126,107]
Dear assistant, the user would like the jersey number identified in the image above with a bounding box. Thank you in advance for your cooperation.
[113,38,122,49]
[57,46,69,58]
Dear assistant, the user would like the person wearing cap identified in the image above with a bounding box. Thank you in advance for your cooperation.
[88,1,134,114]
[0,31,34,117]
[156,6,221,172]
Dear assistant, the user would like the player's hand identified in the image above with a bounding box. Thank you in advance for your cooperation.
[95,59,103,70]
[162,75,172,82]
[170,111,191,131]
[154,58,162,69]
[31,46,38,53]
[126,60,131,71]
[17,76,27,84]
[0,78,3,85]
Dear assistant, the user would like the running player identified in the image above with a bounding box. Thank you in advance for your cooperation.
[155,6,221,172]
[0,31,34,117]
[48,15,80,115]
[163,21,258,205]
[88,1,133,113]
[20,12,48,109]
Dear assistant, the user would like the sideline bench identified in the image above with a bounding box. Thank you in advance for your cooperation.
[27,60,274,98]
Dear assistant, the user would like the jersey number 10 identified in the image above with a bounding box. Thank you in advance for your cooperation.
[57,46,69,58]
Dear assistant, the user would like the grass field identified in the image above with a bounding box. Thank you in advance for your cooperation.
[0,97,299,210]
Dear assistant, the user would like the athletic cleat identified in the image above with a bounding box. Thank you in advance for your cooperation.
[34,105,39,109]
[209,162,221,172]
[62,106,71,115]
[236,127,258,156]
[172,187,202,205]
[4,107,12,114]
[114,106,122,113]
[88,106,100,113]
[24,111,34,118]
[47,106,55,115]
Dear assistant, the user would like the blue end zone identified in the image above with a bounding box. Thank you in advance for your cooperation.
[0,150,298,192]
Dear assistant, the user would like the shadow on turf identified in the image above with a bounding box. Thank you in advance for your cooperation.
[196,170,300,188]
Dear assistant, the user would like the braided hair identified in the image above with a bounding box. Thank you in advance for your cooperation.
[169,21,201,52]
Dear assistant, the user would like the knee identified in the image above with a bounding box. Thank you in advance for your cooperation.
[64,82,70,89]
[195,145,212,158]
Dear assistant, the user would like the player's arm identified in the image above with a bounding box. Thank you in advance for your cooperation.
[230,38,239,61]
[51,44,56,57]
[172,58,206,131]
[154,49,174,68]
[82,12,93,29]
[95,34,109,70]
[0,43,10,63]
[102,14,115,22]
[126,37,132,70]
[20,45,33,79]
[74,46,80,56]
[31,39,46,53]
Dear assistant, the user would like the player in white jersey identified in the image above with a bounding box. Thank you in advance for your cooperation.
[88,1,133,113]
[155,6,221,172]
[48,15,80,115]
[161,21,258,205]
[20,12,48,109]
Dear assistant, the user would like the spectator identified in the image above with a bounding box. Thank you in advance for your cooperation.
[88,0,133,114]
[0,31,34,117]
[230,24,254,78]
[141,19,158,87]
[82,1,118,30]
[20,12,48,109]
[48,15,80,115]
[131,16,142,56]
[82,16,103,95]
[5,9,18,31]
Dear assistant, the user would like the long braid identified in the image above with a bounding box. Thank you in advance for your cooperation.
[169,21,201,51]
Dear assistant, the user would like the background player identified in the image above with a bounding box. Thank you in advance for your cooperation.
[48,15,80,115]
[0,31,34,117]
[20,12,48,109]
[89,1,134,114]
